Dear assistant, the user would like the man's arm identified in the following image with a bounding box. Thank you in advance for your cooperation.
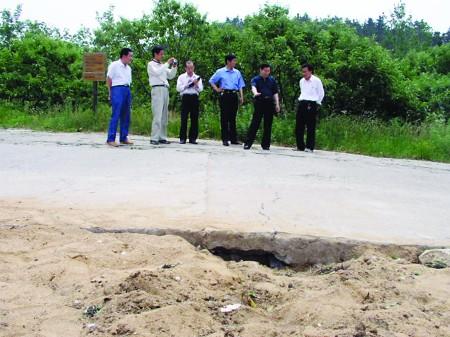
[176,75,184,93]
[195,78,203,92]
[274,93,280,113]
[106,63,114,101]
[251,85,260,97]
[238,73,245,104]
[167,64,177,80]
[107,77,112,101]
[317,78,325,104]
[147,61,170,77]
[209,70,223,93]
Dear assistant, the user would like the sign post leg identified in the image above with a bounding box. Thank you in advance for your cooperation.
[93,81,98,114]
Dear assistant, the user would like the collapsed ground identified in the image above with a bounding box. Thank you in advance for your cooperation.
[1,206,449,337]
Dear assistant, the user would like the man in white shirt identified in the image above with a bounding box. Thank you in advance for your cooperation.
[296,63,325,152]
[176,61,203,144]
[106,48,133,147]
[147,45,177,145]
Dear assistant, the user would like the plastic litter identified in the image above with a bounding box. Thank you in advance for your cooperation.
[219,303,242,313]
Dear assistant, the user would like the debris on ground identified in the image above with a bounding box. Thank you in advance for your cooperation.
[419,249,450,269]
[219,304,242,313]
[84,305,101,317]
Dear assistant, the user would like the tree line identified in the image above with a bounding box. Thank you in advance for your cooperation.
[0,0,448,122]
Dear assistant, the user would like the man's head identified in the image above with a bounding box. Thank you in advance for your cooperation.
[120,48,133,64]
[185,61,195,76]
[301,63,314,80]
[259,63,271,78]
[152,45,165,61]
[225,54,237,68]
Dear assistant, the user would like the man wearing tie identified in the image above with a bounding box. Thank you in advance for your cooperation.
[296,63,325,152]
[147,45,177,145]
[209,54,245,146]
[176,61,203,144]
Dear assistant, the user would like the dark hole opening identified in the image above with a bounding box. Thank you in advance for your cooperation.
[210,247,288,269]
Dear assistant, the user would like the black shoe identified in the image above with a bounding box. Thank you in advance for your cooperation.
[180,139,186,144]
[188,140,198,144]
[223,141,229,146]
[262,147,270,151]
[150,140,159,145]
[230,141,241,145]
[243,144,251,150]
[159,140,171,144]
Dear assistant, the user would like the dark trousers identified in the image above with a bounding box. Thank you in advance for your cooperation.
[296,100,318,150]
[107,86,131,142]
[246,97,275,148]
[180,94,199,142]
[219,93,239,143]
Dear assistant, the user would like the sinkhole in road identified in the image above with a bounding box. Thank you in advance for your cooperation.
[210,247,287,269]
[84,226,423,270]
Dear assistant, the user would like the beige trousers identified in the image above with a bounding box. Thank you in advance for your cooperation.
[151,86,169,141]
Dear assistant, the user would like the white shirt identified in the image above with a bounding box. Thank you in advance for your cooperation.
[298,74,325,104]
[176,72,203,96]
[147,60,177,87]
[107,60,132,86]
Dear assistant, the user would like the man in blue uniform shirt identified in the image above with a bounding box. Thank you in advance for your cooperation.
[244,64,280,150]
[209,54,245,146]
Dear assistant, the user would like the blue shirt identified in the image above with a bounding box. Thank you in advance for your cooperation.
[209,67,245,90]
[251,75,278,97]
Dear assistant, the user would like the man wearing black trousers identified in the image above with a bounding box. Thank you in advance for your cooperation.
[176,61,203,144]
[296,64,325,152]
[209,54,245,146]
[244,64,280,150]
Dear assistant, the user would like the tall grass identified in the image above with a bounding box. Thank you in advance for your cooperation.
[1,102,449,162]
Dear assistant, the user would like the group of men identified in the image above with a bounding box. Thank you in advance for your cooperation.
[106,47,325,152]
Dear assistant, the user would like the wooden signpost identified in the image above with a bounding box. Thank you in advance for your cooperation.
[83,53,106,113]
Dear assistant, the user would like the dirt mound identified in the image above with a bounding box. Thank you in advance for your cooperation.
[0,204,449,337]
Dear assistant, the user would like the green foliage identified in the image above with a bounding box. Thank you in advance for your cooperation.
[0,32,90,107]
[1,1,448,122]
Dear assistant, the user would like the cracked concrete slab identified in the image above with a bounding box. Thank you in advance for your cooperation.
[1,128,449,246]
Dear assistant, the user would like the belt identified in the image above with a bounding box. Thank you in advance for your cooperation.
[152,84,169,88]
[112,85,130,88]
[256,96,273,100]
[222,89,238,94]
[300,100,317,104]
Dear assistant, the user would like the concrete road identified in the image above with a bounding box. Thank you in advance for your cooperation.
[1,129,449,246]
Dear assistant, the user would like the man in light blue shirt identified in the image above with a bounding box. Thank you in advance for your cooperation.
[209,54,245,146]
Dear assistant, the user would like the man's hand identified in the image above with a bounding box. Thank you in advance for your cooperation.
[167,57,175,65]
[253,92,261,98]
[240,96,244,105]
[275,103,281,114]
[215,87,223,94]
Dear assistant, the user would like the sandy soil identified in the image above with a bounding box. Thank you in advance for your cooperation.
[1,200,449,337]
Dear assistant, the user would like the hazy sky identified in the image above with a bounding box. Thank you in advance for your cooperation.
[2,0,449,33]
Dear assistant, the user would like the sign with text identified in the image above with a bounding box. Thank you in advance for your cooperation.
[83,53,106,81]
